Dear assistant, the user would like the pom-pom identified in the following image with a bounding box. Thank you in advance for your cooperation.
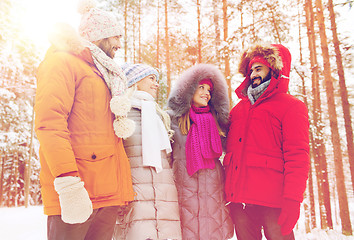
[77,0,97,15]
[110,95,131,116]
[113,117,136,139]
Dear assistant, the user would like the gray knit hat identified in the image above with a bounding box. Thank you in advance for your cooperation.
[122,63,159,88]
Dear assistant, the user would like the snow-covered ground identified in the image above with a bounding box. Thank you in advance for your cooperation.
[0,206,46,240]
[0,206,354,240]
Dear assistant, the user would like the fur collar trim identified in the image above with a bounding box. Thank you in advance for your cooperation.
[48,23,87,55]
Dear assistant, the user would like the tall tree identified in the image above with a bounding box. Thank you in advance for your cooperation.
[138,0,142,62]
[222,0,231,108]
[212,0,221,63]
[295,0,316,229]
[156,0,160,68]
[314,0,352,235]
[164,0,171,95]
[304,0,333,230]
[197,0,202,63]
[123,0,128,62]
[327,0,354,194]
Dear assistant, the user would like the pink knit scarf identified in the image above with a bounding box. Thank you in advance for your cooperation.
[185,104,222,176]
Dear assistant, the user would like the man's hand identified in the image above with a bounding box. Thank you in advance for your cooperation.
[277,198,300,235]
[54,176,93,224]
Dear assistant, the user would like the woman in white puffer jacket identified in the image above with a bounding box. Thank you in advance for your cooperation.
[113,63,182,240]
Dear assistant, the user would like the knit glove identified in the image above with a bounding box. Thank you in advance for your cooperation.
[277,198,300,235]
[54,176,93,224]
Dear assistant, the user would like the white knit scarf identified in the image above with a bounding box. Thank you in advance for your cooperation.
[131,91,172,173]
[247,80,271,105]
[87,41,127,97]
[86,41,135,139]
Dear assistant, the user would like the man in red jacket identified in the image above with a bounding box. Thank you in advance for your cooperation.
[224,43,310,239]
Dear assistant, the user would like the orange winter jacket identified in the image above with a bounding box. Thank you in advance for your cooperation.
[35,45,134,216]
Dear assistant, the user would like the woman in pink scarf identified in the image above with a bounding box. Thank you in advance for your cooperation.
[167,64,234,240]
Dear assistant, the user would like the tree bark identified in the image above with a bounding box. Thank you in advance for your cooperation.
[24,97,35,208]
[156,0,160,69]
[297,0,316,229]
[0,150,4,206]
[124,0,128,62]
[304,0,333,229]
[315,0,352,235]
[212,0,221,63]
[164,0,171,96]
[222,0,231,108]
[197,0,202,63]
[138,0,141,63]
[327,0,354,194]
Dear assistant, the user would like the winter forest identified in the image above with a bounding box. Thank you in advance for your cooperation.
[1,0,354,238]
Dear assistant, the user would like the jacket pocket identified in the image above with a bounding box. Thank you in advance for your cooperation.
[73,145,118,198]
[246,151,284,173]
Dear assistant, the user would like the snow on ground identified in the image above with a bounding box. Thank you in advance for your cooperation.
[0,205,353,240]
[0,206,46,240]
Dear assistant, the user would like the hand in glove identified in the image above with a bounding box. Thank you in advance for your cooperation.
[54,176,93,224]
[277,198,300,236]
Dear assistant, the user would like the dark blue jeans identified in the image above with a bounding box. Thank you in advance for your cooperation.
[229,203,295,240]
[47,206,120,240]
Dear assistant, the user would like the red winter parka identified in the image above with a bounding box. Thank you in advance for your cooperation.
[224,44,310,208]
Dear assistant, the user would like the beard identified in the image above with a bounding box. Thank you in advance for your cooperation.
[251,71,272,88]
[97,39,115,59]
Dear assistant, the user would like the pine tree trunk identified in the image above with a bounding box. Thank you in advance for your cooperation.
[14,152,19,207]
[124,0,128,62]
[197,0,202,63]
[296,2,317,229]
[0,150,4,206]
[327,0,354,194]
[269,5,282,44]
[304,0,333,229]
[314,0,352,235]
[212,0,220,63]
[24,97,35,208]
[222,0,231,108]
[239,3,244,50]
[132,11,136,63]
[156,0,160,69]
[164,0,171,96]
[138,0,141,63]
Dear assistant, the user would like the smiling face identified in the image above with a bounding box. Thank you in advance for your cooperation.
[136,74,159,98]
[192,83,211,107]
[250,62,271,88]
[95,36,122,59]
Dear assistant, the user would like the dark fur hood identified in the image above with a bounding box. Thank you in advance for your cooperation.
[238,43,284,77]
[167,64,229,126]
[236,43,292,100]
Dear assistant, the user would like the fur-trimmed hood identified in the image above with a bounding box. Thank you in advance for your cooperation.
[167,64,229,126]
[236,43,292,101]
[238,43,284,77]
[47,23,87,55]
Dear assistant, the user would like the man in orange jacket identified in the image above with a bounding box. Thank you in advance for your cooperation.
[34,1,134,239]
[224,43,310,239]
